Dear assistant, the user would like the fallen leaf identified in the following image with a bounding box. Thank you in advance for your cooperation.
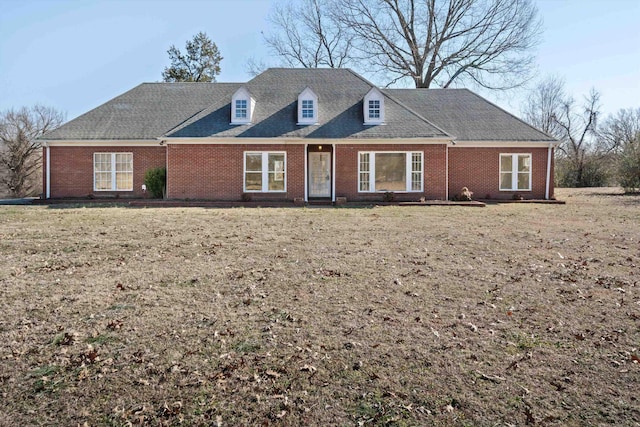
[265,369,280,378]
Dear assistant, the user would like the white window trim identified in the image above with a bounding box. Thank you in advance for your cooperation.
[297,87,319,125]
[243,151,287,193]
[499,153,532,191]
[357,151,423,193]
[363,87,385,125]
[231,87,255,125]
[93,152,133,191]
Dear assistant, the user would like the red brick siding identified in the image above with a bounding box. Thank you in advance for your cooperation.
[167,144,305,201]
[48,146,166,198]
[335,144,448,201]
[448,147,551,200]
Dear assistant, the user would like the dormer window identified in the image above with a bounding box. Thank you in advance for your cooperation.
[235,99,248,119]
[363,88,385,125]
[368,100,380,119]
[297,87,318,125]
[231,87,255,124]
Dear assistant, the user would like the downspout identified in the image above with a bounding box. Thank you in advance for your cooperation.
[545,143,553,200]
[332,144,336,202]
[304,144,308,202]
[45,143,50,199]
[445,141,454,201]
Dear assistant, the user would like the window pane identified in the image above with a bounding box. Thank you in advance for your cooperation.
[500,172,513,190]
[268,154,285,184]
[246,154,262,171]
[116,172,133,190]
[94,154,111,172]
[500,155,512,172]
[245,172,262,190]
[95,172,112,190]
[268,173,285,191]
[517,173,530,190]
[359,153,370,192]
[411,152,422,191]
[302,100,314,119]
[375,153,406,191]
[115,153,132,172]
[368,100,380,119]
[268,154,285,172]
[518,155,531,172]
[236,99,247,118]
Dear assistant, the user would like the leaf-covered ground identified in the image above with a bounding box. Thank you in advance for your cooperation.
[0,188,638,426]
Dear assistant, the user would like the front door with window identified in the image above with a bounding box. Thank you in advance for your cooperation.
[308,151,332,198]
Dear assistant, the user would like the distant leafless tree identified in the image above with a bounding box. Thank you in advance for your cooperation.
[0,106,65,197]
[245,56,270,77]
[522,77,607,187]
[599,108,640,192]
[521,75,566,138]
[264,0,354,68]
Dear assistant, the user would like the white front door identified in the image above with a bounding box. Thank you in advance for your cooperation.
[308,152,331,198]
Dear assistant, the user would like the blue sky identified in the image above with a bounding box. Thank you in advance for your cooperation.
[0,0,638,121]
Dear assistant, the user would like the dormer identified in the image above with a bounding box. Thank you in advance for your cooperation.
[231,87,255,125]
[363,87,385,125]
[297,87,318,125]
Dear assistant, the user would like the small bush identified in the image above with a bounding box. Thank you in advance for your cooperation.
[241,193,252,202]
[383,192,395,202]
[144,167,166,198]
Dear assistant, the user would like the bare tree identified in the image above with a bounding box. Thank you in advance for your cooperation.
[599,108,640,192]
[0,106,65,197]
[341,0,542,88]
[521,75,566,138]
[522,77,607,187]
[264,0,354,68]
[162,32,222,82]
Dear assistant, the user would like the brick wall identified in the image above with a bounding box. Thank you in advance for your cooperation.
[48,146,166,198]
[167,144,305,201]
[335,144,448,202]
[448,146,553,200]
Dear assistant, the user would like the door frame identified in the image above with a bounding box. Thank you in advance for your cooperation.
[306,144,334,201]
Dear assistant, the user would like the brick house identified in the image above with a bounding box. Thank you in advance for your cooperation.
[41,68,557,202]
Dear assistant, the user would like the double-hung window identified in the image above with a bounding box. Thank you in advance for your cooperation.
[94,153,133,191]
[368,100,381,120]
[358,151,423,192]
[301,100,314,119]
[244,152,286,192]
[235,99,248,120]
[500,153,531,191]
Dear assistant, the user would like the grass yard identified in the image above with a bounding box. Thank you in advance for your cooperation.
[0,188,638,426]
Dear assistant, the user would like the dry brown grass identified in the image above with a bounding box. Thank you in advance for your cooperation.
[0,188,638,426]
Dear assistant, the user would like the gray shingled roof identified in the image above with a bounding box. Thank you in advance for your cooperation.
[166,68,448,139]
[384,88,556,142]
[43,68,554,142]
[43,83,241,140]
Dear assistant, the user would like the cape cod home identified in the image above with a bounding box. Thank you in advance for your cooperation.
[41,68,557,203]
